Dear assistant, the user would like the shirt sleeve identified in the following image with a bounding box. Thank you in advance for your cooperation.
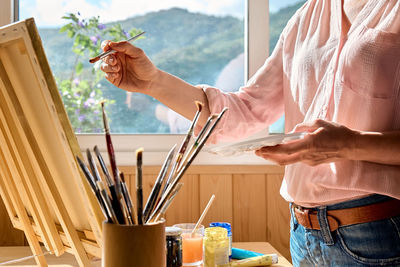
[198,34,285,144]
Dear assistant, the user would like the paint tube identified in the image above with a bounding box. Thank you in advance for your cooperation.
[230,254,278,266]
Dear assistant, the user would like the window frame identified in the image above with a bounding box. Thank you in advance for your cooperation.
[7,0,271,165]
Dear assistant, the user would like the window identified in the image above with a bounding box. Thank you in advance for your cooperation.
[19,0,246,134]
[5,0,304,165]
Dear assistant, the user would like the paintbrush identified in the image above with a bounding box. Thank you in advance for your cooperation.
[89,31,145,63]
[93,145,113,186]
[154,183,183,222]
[177,114,218,174]
[97,181,118,224]
[93,145,125,224]
[76,156,110,221]
[76,156,97,192]
[120,172,136,225]
[86,148,102,183]
[87,148,111,196]
[148,108,228,222]
[191,194,215,237]
[143,144,177,222]
[136,148,144,225]
[101,101,121,196]
[118,192,131,225]
[162,101,203,194]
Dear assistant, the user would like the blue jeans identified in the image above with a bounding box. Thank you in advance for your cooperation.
[290,195,400,266]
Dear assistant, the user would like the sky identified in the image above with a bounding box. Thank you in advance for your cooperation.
[20,0,298,27]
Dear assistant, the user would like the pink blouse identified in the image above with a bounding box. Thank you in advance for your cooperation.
[203,0,400,206]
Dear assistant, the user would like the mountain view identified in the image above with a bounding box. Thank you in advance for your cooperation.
[37,1,305,133]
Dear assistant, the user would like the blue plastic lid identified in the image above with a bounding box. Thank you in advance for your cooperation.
[209,222,232,235]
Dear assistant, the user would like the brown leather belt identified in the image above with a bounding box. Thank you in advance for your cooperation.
[293,199,400,232]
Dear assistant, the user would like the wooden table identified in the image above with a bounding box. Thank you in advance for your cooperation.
[0,242,292,266]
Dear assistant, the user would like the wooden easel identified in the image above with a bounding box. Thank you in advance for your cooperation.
[0,19,104,266]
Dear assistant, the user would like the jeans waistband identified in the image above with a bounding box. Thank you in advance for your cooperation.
[294,194,395,211]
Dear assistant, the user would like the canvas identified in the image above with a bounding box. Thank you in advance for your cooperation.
[0,18,103,267]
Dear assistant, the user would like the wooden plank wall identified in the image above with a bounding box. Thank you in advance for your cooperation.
[0,165,291,260]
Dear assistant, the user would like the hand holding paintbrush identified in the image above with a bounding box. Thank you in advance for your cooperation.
[89,31,145,63]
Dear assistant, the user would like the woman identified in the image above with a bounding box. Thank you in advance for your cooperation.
[101,0,400,265]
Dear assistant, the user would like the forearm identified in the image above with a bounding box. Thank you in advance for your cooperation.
[148,70,211,126]
[349,130,400,165]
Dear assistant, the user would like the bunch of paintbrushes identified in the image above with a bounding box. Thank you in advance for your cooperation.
[76,101,227,225]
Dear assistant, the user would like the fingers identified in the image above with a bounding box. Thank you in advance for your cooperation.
[100,54,120,85]
[104,72,116,84]
[255,150,302,165]
[105,69,122,83]
[255,149,339,166]
[101,57,120,72]
[292,119,331,133]
[258,138,311,155]
[100,39,143,65]
[99,41,120,75]
[293,122,319,133]
[101,40,111,51]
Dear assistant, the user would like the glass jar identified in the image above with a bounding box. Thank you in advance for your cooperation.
[173,223,204,266]
[203,227,230,267]
[209,222,232,259]
[166,226,183,267]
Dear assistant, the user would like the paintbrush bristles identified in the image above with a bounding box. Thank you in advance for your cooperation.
[101,101,110,133]
[120,172,126,183]
[195,101,203,113]
[89,56,100,63]
[210,114,218,120]
[94,145,113,186]
[136,148,143,165]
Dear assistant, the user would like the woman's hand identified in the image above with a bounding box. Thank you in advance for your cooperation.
[100,40,159,93]
[255,119,357,166]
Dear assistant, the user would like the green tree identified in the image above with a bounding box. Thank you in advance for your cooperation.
[58,13,142,132]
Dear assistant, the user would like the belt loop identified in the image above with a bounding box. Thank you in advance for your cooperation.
[289,203,298,232]
[317,206,334,246]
